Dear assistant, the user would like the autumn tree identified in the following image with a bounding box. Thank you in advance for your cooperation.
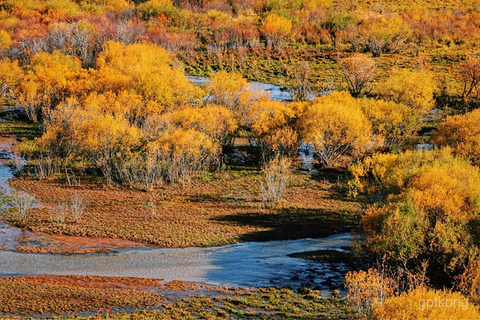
[15,50,84,122]
[206,70,252,115]
[38,98,83,169]
[247,99,303,158]
[81,0,134,14]
[361,98,419,152]
[46,21,95,68]
[285,62,313,101]
[150,104,238,146]
[321,12,356,48]
[457,55,480,100]
[95,41,201,106]
[40,96,141,184]
[136,0,174,19]
[145,128,219,186]
[375,68,435,115]
[345,268,395,317]
[299,91,373,167]
[0,58,23,103]
[350,149,480,293]
[0,30,12,56]
[342,55,377,97]
[432,108,480,165]
[260,13,292,47]
[260,155,292,207]
[374,287,480,320]
[360,15,412,57]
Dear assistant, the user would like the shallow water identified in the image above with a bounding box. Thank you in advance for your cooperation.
[187,76,294,101]
[0,233,353,289]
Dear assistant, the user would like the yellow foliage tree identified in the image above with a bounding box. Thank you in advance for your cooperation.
[136,0,174,18]
[95,41,201,106]
[16,50,83,122]
[361,98,420,151]
[206,70,252,115]
[342,54,377,97]
[80,0,133,14]
[260,155,292,207]
[151,104,237,146]
[373,287,480,320]
[432,108,480,165]
[299,91,373,167]
[40,97,141,184]
[0,30,12,56]
[0,58,23,101]
[74,109,141,185]
[351,149,480,293]
[345,268,395,316]
[375,68,435,115]
[81,90,153,126]
[38,98,83,166]
[260,13,292,47]
[360,15,412,57]
[457,54,480,100]
[247,99,303,157]
[146,128,219,186]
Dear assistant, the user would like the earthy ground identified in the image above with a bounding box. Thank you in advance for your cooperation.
[1,230,147,254]
[0,275,360,319]
[7,169,361,249]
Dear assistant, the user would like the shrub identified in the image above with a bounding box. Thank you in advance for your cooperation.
[350,149,480,293]
[299,91,373,167]
[375,68,435,115]
[342,55,377,97]
[70,193,87,223]
[432,108,480,165]
[260,156,292,207]
[373,287,480,320]
[8,191,36,223]
[345,268,395,316]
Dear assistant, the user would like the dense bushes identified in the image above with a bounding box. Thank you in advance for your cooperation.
[4,39,435,184]
[374,287,480,320]
[350,149,480,300]
[432,108,480,165]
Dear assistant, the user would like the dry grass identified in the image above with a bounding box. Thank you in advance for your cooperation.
[0,276,361,319]
[7,169,361,248]
[0,275,162,316]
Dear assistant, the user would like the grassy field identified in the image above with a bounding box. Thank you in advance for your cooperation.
[0,276,360,319]
[7,169,361,249]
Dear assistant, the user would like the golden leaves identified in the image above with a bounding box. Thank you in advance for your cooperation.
[260,13,292,42]
[374,287,480,320]
[375,68,436,115]
[95,41,201,106]
[299,91,373,166]
[432,108,480,165]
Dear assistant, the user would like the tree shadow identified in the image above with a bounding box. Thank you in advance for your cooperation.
[213,207,360,242]
[309,167,350,184]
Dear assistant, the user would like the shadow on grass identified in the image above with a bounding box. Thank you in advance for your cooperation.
[310,167,350,184]
[185,193,263,204]
[213,207,360,242]
[0,121,43,140]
